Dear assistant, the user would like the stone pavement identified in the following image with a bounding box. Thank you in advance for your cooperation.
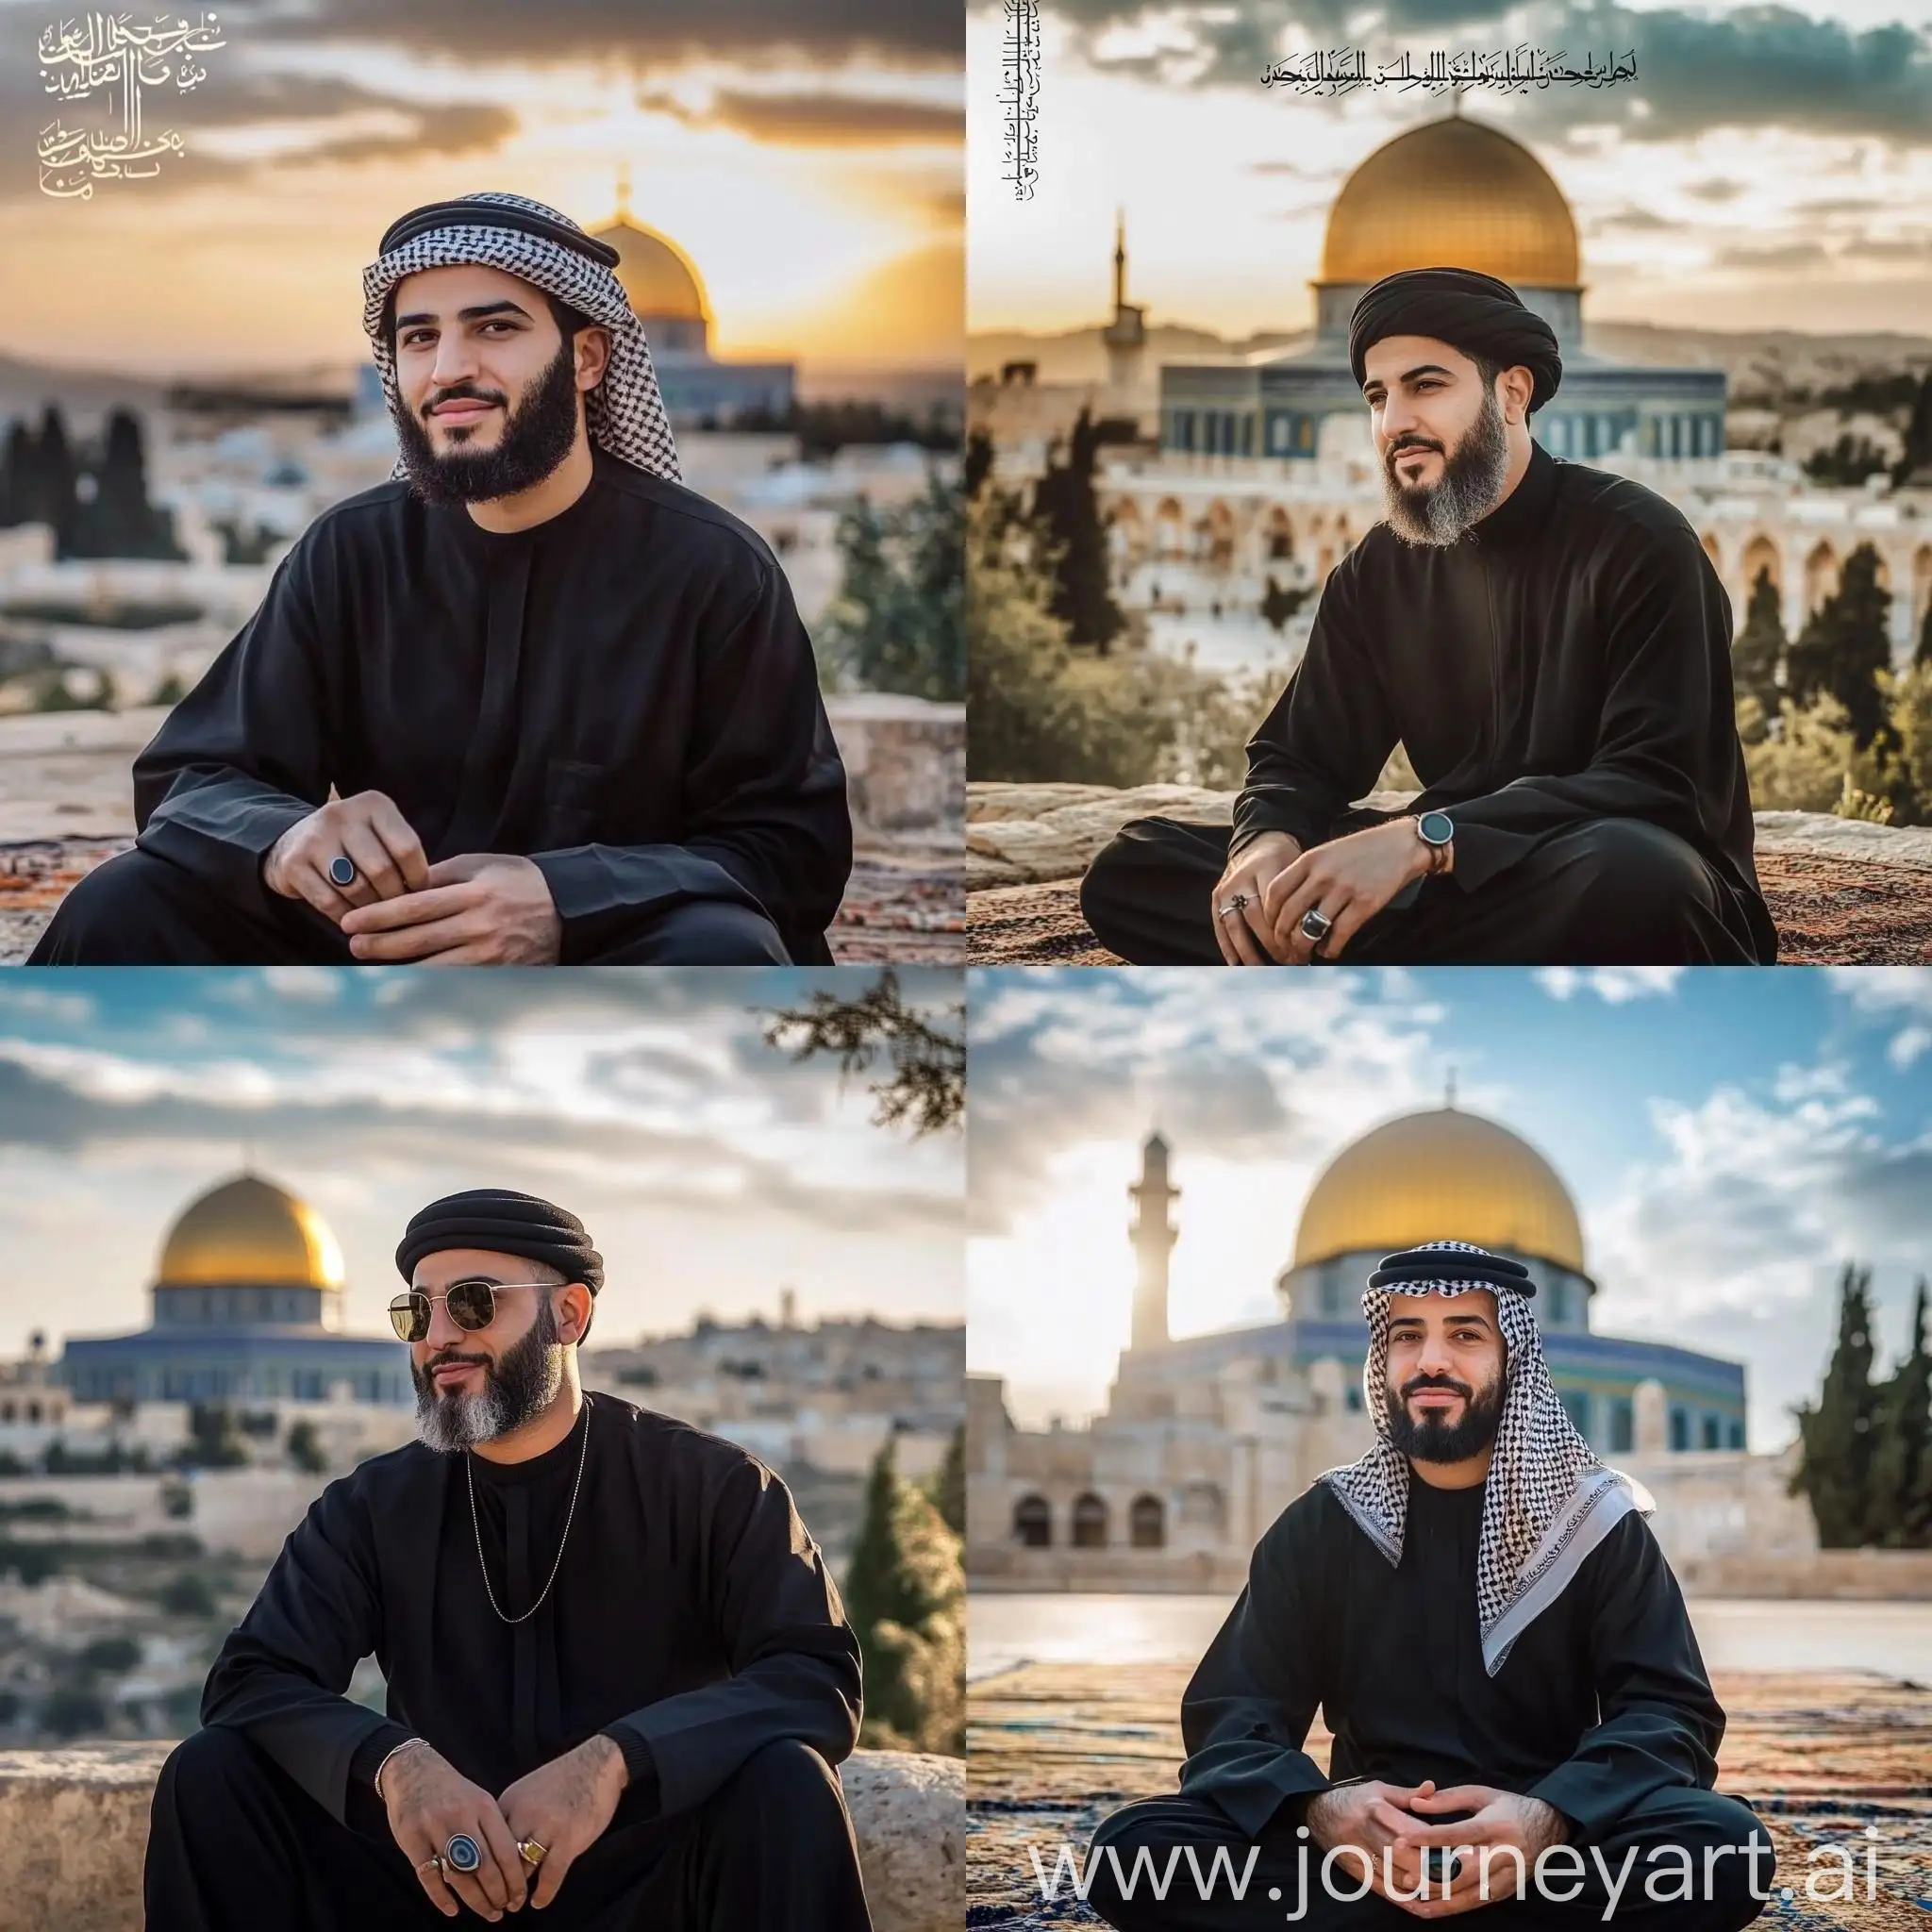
[965,783,1932,966]
[967,1661,1932,1927]
[0,708,965,965]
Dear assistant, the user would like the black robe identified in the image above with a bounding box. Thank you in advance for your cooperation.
[1232,442,1774,962]
[132,450,853,964]
[197,1395,861,1908]
[1180,1473,1723,1840]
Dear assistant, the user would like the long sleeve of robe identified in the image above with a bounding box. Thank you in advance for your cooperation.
[132,451,853,964]
[1177,1475,1724,1842]
[1229,441,1775,961]
[199,1397,861,1837]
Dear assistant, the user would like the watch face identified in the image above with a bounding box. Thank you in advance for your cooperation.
[1418,810,1455,845]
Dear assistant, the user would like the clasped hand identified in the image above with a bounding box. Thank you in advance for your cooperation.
[1307,1778,1568,1920]
[262,791,561,964]
[1208,821,1434,965]
[382,1735,628,1920]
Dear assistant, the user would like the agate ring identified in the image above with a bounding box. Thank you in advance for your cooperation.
[517,1839,549,1868]
[443,1832,483,1874]
[1298,907,1334,943]
[328,855,358,889]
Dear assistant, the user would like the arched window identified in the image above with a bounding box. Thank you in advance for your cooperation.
[1130,1494,1165,1548]
[1012,1494,1051,1548]
[1072,1491,1108,1549]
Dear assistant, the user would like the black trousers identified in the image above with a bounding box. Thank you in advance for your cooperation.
[144,1724,874,1932]
[26,846,791,966]
[1078,814,1760,966]
[1083,1787,1775,1930]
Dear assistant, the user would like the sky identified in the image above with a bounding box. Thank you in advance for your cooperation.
[0,968,963,1362]
[967,966,1932,1450]
[968,0,1932,339]
[0,0,962,375]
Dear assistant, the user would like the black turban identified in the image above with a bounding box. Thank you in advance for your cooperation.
[1347,267,1562,413]
[395,1190,604,1293]
[1368,1241,1537,1298]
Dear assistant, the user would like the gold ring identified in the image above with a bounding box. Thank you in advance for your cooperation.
[517,1838,548,1867]
[417,1855,445,1879]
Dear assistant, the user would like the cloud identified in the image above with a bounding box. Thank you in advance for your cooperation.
[1840,236,1932,263]
[225,0,962,67]
[1535,967,1685,1003]
[1590,208,1688,234]
[1029,0,1932,148]
[703,91,963,146]
[1683,177,1746,203]
[1712,241,1833,271]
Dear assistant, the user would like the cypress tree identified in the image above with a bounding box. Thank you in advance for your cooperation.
[962,426,994,501]
[927,1422,965,1536]
[1731,567,1786,722]
[1786,545,1893,751]
[1868,1279,1931,1547]
[1892,369,1932,487]
[1029,408,1124,651]
[1790,1263,1883,1546]
[0,419,31,526]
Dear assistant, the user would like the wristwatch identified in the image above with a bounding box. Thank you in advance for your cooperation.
[1415,809,1455,874]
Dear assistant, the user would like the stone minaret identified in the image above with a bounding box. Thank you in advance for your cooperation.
[1101,209,1148,397]
[1128,1131,1178,1350]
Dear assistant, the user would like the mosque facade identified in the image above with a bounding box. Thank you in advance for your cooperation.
[1081,108,1932,665]
[966,1109,1812,1591]
[591,178,795,427]
[58,1174,411,1407]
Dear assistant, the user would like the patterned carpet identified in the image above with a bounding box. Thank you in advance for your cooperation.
[967,1662,1932,1926]
[966,848,1932,967]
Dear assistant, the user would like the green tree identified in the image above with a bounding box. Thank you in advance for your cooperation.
[1786,544,1894,751]
[1259,575,1308,635]
[159,1571,218,1617]
[962,427,994,500]
[39,1687,108,1739]
[842,1439,964,1756]
[184,1403,250,1470]
[76,1635,142,1674]
[285,1418,328,1474]
[66,409,184,560]
[1790,1263,1884,1547]
[1890,660,1932,825]
[815,469,964,702]
[1741,691,1857,813]
[926,1423,965,1536]
[1867,1279,1931,1546]
[1028,408,1123,650]
[1892,369,1932,487]
[1730,568,1786,724]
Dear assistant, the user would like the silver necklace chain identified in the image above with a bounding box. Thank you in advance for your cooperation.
[466,1391,592,1624]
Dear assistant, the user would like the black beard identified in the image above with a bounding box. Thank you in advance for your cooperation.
[412,1295,563,1453]
[1385,1371,1505,1463]
[392,337,584,508]
[1380,383,1512,548]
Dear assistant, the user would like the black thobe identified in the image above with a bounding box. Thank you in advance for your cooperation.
[1081,443,1777,967]
[145,1396,873,1931]
[32,450,851,966]
[1085,1474,1774,1929]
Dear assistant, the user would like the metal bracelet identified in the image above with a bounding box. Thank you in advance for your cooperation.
[373,1736,427,1802]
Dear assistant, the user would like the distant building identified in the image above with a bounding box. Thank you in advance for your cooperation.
[590,172,795,427]
[58,1173,410,1407]
[967,1107,1810,1591]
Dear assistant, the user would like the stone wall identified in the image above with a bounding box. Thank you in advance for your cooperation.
[825,694,965,841]
[0,1743,962,1932]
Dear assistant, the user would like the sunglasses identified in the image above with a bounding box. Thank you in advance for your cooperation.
[389,1278,550,1344]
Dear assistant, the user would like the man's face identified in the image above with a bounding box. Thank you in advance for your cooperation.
[1360,335,1515,547]
[389,263,606,505]
[408,1246,567,1453]
[1382,1289,1507,1464]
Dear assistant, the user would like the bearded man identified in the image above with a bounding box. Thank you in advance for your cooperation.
[31,193,851,968]
[1079,268,1775,968]
[1084,1241,1774,1930]
[144,1190,873,1931]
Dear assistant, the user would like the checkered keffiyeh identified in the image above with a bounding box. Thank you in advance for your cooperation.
[361,191,681,485]
[1317,1240,1654,1674]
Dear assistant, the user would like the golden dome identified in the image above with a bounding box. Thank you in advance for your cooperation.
[1318,116,1580,290]
[1293,1108,1585,1274]
[158,1175,344,1291]
[589,215,711,325]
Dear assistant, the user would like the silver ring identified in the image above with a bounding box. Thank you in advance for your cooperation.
[1217,891,1250,921]
[328,855,358,888]
[1299,907,1334,942]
